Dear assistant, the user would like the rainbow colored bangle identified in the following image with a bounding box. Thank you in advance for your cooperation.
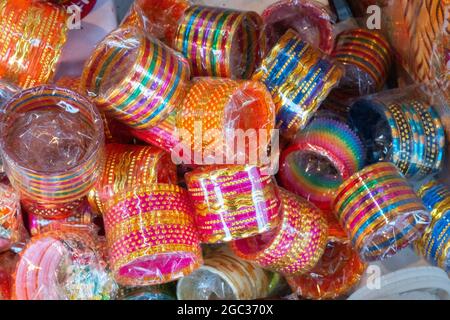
[0,0,68,88]
[185,165,280,243]
[333,162,430,262]
[279,118,365,212]
[81,27,190,130]
[104,184,202,286]
[173,5,264,79]
[253,29,343,139]
[231,188,328,276]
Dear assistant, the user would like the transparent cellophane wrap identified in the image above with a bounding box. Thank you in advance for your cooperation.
[118,283,176,300]
[0,183,26,253]
[12,229,117,300]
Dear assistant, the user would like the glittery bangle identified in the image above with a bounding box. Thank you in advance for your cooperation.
[81,27,190,130]
[0,0,68,88]
[185,165,280,243]
[231,188,328,276]
[173,5,264,79]
[104,184,202,286]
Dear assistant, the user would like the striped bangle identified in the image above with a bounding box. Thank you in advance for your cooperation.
[253,29,343,140]
[104,184,202,286]
[333,162,430,262]
[186,165,281,243]
[0,0,68,88]
[81,27,190,130]
[173,5,264,79]
[231,188,328,276]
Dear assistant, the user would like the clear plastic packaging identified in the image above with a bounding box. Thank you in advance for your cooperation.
[0,81,18,109]
[0,183,24,253]
[0,251,17,300]
[118,284,176,300]
[333,162,431,262]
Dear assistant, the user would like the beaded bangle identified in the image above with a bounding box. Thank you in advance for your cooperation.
[104,184,202,286]
[185,165,280,243]
[279,118,365,212]
[81,27,190,130]
[333,162,430,262]
[50,0,97,19]
[231,188,328,276]
[253,29,343,139]
[0,0,68,88]
[173,5,264,79]
[0,86,104,219]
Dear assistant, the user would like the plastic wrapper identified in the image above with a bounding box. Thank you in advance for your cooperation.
[103,184,203,286]
[88,143,177,215]
[185,165,280,243]
[118,284,176,300]
[279,117,365,214]
[0,81,18,109]
[262,0,335,53]
[172,5,265,79]
[13,230,117,300]
[81,27,190,130]
[49,0,97,19]
[333,162,431,262]
[0,183,24,253]
[0,0,68,88]
[231,188,328,276]
[0,85,104,219]
[416,180,450,272]
[177,248,272,300]
[253,29,343,140]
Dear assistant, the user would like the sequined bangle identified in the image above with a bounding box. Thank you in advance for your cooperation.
[173,5,264,79]
[333,162,430,261]
[279,118,365,212]
[0,0,68,88]
[185,165,280,243]
[253,29,343,139]
[231,188,328,276]
[81,27,190,130]
[104,184,202,286]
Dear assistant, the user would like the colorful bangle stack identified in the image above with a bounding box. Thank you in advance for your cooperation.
[0,86,104,219]
[173,5,264,79]
[416,181,450,272]
[185,165,280,243]
[333,162,430,262]
[231,188,328,276]
[332,28,392,93]
[279,118,365,212]
[49,0,97,19]
[253,29,343,139]
[0,0,68,88]
[104,184,202,286]
[81,27,190,130]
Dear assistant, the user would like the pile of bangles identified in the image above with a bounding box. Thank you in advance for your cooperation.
[0,0,448,301]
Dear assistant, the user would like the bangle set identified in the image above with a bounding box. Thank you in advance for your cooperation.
[333,162,430,261]
[81,27,190,130]
[173,5,264,79]
[0,0,68,88]
[185,165,281,243]
[253,29,343,139]
[231,188,328,276]
[104,184,202,286]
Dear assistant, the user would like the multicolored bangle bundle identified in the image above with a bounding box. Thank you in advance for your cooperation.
[104,184,202,286]
[253,29,343,139]
[416,181,450,272]
[81,27,190,130]
[279,118,365,212]
[0,0,68,88]
[333,162,430,262]
[231,188,328,276]
[173,5,264,79]
[185,165,280,243]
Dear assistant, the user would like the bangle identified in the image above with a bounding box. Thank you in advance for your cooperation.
[231,188,328,276]
[253,29,343,139]
[173,5,264,79]
[81,27,190,130]
[0,0,68,88]
[104,184,202,286]
[279,118,365,212]
[0,85,104,219]
[49,0,97,19]
[185,165,280,243]
[333,162,430,261]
